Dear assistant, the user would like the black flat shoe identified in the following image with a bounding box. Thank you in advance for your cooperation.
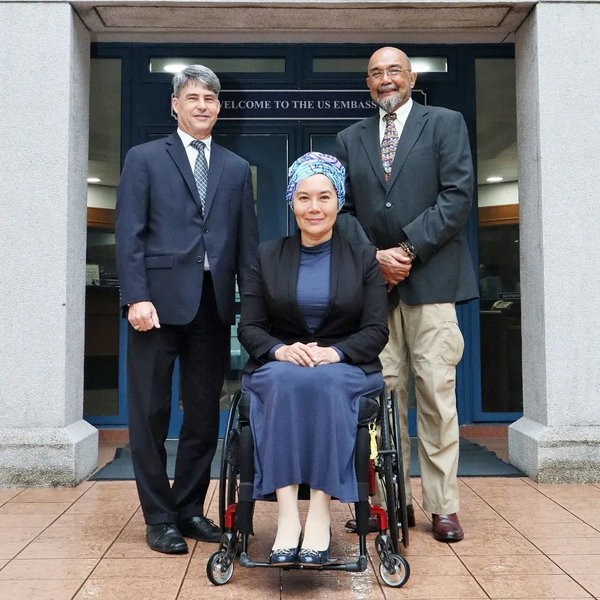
[177,516,221,543]
[298,547,330,566]
[146,523,188,554]
[269,544,300,565]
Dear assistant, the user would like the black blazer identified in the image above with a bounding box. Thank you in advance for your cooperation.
[336,101,479,308]
[238,229,389,374]
[116,132,258,326]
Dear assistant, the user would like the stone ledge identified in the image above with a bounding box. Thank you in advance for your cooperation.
[0,420,98,488]
[509,417,600,483]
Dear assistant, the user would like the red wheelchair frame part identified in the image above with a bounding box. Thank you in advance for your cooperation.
[370,505,388,531]
[225,504,237,530]
[368,459,376,495]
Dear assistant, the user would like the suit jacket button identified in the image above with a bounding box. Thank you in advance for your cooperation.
[203,228,209,234]
[197,256,203,263]
[385,202,392,208]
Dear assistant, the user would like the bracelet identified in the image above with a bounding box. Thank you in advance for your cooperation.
[399,240,417,260]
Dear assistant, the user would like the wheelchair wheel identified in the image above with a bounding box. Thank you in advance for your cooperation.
[207,551,234,586]
[390,390,410,549]
[379,394,399,553]
[379,553,410,588]
[219,390,241,531]
[379,390,409,553]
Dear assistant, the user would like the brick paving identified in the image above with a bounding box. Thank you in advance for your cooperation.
[1,460,599,599]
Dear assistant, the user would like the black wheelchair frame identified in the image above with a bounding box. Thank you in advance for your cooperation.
[206,387,411,588]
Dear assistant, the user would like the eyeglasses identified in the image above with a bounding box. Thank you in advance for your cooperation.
[368,68,410,81]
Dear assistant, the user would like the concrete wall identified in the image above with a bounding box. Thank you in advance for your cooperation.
[509,1,600,482]
[0,2,97,486]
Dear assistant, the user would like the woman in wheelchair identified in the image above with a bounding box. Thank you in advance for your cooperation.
[238,152,389,566]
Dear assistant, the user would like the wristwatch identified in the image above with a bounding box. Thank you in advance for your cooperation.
[399,240,417,260]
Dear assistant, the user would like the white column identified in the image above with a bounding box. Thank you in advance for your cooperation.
[0,2,98,486]
[510,1,600,482]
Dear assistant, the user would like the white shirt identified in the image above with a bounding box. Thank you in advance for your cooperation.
[378,98,413,144]
[177,128,212,170]
[177,128,212,271]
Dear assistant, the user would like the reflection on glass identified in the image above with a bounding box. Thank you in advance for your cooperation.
[207,136,289,422]
[220,313,250,414]
[150,57,286,74]
[476,58,522,414]
[312,56,447,73]
[85,230,120,417]
[310,134,337,156]
[85,58,122,419]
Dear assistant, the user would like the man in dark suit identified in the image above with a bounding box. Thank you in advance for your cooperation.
[336,47,478,542]
[116,65,258,554]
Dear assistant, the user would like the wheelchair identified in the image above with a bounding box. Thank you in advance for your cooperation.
[206,386,411,588]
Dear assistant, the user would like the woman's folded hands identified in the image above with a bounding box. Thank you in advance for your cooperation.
[274,341,340,367]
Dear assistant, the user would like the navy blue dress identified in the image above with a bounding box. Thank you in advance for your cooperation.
[241,239,383,503]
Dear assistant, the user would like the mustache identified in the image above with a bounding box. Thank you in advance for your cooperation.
[377,84,399,94]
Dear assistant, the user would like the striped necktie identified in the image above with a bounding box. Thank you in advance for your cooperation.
[190,139,208,215]
[381,113,399,181]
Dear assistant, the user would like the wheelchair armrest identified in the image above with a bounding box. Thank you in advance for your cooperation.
[238,391,252,424]
[358,395,380,426]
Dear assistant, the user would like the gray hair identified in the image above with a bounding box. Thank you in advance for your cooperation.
[172,65,221,98]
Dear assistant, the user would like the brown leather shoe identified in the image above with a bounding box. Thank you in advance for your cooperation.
[345,504,416,533]
[432,513,464,542]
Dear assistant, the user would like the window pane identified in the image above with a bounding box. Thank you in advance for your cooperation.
[85,58,122,419]
[312,56,447,73]
[476,58,522,414]
[150,57,286,74]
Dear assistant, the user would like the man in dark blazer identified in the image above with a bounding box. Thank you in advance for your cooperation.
[116,65,258,554]
[336,47,478,542]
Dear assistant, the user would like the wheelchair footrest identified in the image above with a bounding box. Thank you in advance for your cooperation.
[238,552,368,572]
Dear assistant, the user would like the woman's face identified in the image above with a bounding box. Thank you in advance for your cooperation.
[292,174,338,243]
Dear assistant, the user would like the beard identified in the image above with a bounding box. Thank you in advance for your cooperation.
[375,84,407,113]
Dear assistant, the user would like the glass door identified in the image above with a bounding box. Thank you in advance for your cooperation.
[135,128,291,437]
[85,57,127,427]
[474,56,522,420]
[209,131,291,437]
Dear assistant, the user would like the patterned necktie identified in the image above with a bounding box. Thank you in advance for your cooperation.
[190,139,208,215]
[381,113,399,181]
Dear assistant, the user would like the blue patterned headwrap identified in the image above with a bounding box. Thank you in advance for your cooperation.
[286,152,346,211]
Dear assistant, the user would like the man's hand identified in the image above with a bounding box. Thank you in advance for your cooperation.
[376,247,413,290]
[128,301,161,332]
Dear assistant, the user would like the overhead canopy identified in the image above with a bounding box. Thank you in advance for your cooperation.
[72,1,535,43]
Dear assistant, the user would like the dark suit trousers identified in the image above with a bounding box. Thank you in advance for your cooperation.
[127,273,230,525]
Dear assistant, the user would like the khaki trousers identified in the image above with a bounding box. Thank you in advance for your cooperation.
[376,301,464,515]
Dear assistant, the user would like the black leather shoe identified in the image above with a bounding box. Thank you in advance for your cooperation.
[345,504,416,533]
[298,547,330,566]
[177,516,221,543]
[269,544,300,565]
[146,523,188,554]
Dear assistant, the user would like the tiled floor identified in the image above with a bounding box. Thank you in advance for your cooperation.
[1,477,600,599]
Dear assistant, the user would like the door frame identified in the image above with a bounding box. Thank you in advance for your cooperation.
[87,41,519,431]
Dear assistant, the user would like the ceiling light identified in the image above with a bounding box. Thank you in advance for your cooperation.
[87,177,101,183]
[411,60,431,73]
[163,63,189,73]
[486,176,504,183]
